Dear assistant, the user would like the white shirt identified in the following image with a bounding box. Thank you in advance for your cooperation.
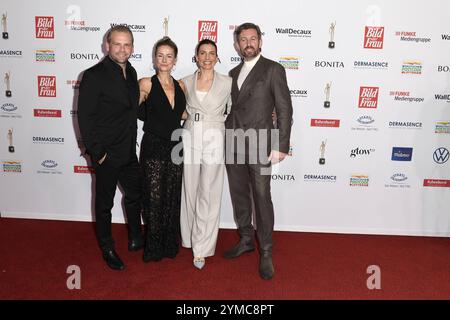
[196,90,207,102]
[237,54,261,90]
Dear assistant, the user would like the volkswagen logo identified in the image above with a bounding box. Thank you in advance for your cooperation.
[433,147,449,164]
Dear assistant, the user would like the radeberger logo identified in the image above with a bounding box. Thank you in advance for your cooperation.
[35,16,54,39]
[357,115,375,125]
[41,160,57,168]
[37,159,62,174]
[386,173,411,188]
[1,102,16,112]
[1,102,20,118]
[352,115,377,132]
[391,173,408,182]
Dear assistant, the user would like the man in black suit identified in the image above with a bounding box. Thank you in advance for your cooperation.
[224,23,293,280]
[78,25,143,270]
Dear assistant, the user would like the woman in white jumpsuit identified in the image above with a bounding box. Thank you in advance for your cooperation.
[180,39,232,269]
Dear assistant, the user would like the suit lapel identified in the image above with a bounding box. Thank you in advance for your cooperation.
[236,56,266,105]
[231,62,244,103]
[188,71,202,108]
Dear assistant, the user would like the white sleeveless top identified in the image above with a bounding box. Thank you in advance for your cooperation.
[196,90,207,102]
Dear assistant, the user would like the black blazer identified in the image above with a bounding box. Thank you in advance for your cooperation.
[77,56,139,167]
[226,56,293,155]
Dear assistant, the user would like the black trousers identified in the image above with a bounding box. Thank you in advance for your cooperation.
[94,154,142,252]
[225,154,274,252]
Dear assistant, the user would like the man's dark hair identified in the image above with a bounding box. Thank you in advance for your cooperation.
[106,25,134,44]
[234,22,262,41]
[154,36,178,58]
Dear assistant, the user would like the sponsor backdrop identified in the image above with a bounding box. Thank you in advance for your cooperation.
[1,0,449,236]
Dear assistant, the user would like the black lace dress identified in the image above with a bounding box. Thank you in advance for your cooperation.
[138,75,186,261]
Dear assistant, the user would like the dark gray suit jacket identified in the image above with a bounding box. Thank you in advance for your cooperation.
[225,55,293,157]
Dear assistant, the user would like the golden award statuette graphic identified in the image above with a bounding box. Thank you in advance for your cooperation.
[163,16,169,36]
[7,128,14,153]
[319,140,327,165]
[324,82,332,108]
[328,21,336,48]
[2,12,8,39]
[5,71,11,97]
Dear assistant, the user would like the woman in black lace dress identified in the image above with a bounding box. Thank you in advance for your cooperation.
[137,37,186,262]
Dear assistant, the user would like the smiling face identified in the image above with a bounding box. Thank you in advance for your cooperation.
[196,43,218,71]
[236,28,262,61]
[106,31,133,67]
[154,44,177,73]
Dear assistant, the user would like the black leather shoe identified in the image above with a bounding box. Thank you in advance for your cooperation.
[223,240,255,259]
[128,238,144,252]
[259,251,274,280]
[102,250,125,270]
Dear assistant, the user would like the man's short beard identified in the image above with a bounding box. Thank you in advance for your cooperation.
[242,47,259,58]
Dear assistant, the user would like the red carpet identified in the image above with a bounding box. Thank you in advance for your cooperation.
[0,218,449,300]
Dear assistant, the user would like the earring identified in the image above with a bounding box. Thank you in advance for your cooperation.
[217,57,221,63]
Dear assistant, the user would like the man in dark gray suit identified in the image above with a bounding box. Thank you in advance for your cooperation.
[224,22,293,280]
